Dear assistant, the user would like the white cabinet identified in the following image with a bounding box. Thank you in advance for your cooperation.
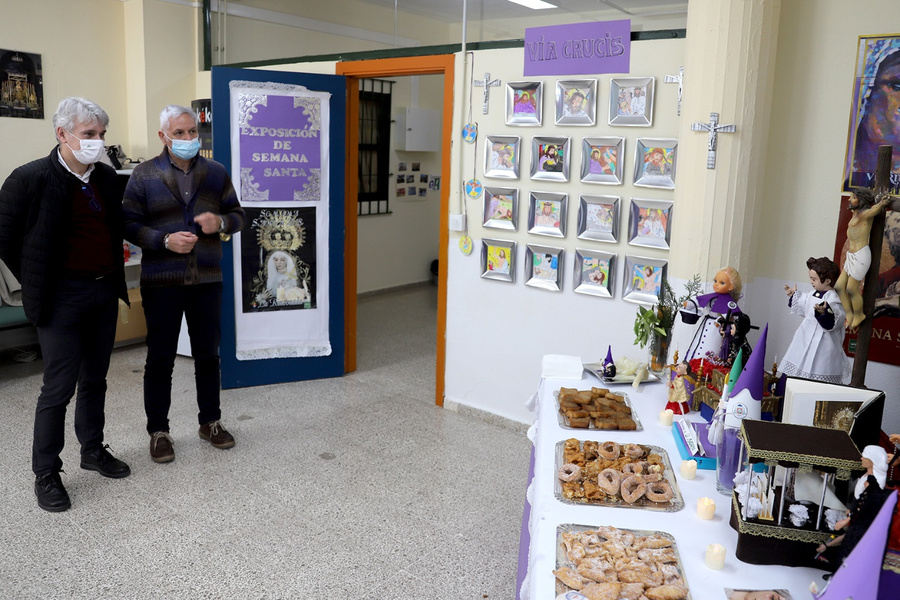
[394,107,440,152]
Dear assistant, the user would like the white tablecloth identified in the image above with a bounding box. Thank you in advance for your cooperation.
[521,371,825,600]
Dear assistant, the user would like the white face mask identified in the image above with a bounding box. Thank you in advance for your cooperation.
[65,130,106,165]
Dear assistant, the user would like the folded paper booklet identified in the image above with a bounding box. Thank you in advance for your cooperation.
[541,354,584,380]
[672,419,716,469]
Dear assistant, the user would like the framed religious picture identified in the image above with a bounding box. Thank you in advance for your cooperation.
[608,76,654,127]
[484,135,520,179]
[482,187,518,231]
[505,81,543,126]
[530,136,570,182]
[627,198,673,250]
[573,248,615,298]
[528,191,567,238]
[623,255,667,306]
[576,195,619,244]
[581,136,625,185]
[481,238,516,283]
[525,244,564,292]
[633,138,677,189]
[555,79,597,126]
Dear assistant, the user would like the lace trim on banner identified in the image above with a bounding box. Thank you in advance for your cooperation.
[884,550,900,574]
[732,496,833,543]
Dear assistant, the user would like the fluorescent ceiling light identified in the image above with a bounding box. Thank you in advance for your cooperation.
[506,0,558,9]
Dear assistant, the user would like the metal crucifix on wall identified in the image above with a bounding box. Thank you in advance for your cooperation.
[691,112,736,169]
[473,72,501,115]
[663,67,684,116]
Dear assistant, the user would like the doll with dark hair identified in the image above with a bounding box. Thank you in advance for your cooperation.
[781,257,848,383]
[719,312,753,366]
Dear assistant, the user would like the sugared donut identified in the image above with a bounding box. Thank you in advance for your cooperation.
[645,481,674,503]
[599,441,621,460]
[558,462,582,483]
[623,443,645,459]
[597,468,622,496]
[620,475,647,503]
[623,461,648,475]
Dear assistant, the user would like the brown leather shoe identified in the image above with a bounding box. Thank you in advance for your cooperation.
[199,420,235,449]
[150,431,175,463]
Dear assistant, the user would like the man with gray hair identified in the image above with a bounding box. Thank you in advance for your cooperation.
[0,97,131,512]
[123,104,244,464]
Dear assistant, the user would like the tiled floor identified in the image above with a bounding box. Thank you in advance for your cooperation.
[0,284,532,599]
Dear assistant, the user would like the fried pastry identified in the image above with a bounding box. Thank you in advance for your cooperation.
[644,584,689,600]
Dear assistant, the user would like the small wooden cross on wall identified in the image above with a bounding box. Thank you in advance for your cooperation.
[663,66,684,116]
[691,112,736,169]
[473,72,501,115]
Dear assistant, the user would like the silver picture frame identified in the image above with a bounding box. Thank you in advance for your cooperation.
[484,135,520,180]
[525,244,564,292]
[480,238,516,283]
[608,76,654,127]
[580,136,625,185]
[633,138,677,189]
[505,81,543,126]
[528,191,567,238]
[623,255,668,306]
[482,187,518,231]
[627,198,673,250]
[555,79,597,126]
[573,248,615,298]
[576,195,619,243]
[530,136,570,182]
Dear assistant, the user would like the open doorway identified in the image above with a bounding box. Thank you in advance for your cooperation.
[336,55,454,407]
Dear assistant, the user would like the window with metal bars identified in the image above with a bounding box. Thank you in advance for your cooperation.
[358,79,393,216]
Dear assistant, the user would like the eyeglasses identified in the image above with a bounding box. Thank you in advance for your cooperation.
[80,184,101,213]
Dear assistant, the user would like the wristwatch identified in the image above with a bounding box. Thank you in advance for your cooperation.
[218,216,226,233]
[163,234,170,250]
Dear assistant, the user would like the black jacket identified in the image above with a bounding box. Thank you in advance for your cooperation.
[0,148,128,326]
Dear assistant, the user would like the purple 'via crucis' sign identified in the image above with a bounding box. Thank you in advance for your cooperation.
[524,20,631,77]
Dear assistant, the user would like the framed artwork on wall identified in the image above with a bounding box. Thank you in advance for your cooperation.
[525,244,564,292]
[573,248,615,298]
[608,76,654,127]
[580,136,625,185]
[530,136,570,182]
[555,79,597,126]
[528,191,567,238]
[627,198,673,250]
[633,138,677,189]
[482,187,518,230]
[481,238,516,283]
[505,81,543,126]
[484,135,520,179]
[576,194,619,243]
[623,255,667,306]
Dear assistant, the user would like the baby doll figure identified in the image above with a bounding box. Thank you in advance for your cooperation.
[683,267,743,362]
[781,257,848,384]
[666,360,692,415]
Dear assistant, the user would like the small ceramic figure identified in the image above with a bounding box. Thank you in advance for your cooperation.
[683,267,742,362]
[718,312,752,367]
[781,257,848,384]
[666,361,692,415]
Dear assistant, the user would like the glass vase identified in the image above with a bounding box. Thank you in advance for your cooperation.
[648,330,672,376]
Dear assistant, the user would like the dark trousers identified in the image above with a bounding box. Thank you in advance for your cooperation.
[33,278,119,476]
[141,283,222,434]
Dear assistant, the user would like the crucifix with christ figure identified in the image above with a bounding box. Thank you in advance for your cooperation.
[691,112,736,169]
[473,73,500,115]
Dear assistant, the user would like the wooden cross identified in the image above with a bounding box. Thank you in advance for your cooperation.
[663,66,684,116]
[473,72,501,115]
[691,112,736,169]
[851,145,899,386]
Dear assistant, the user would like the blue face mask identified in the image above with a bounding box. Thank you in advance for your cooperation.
[165,133,201,160]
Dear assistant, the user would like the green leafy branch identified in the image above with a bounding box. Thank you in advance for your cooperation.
[632,274,701,348]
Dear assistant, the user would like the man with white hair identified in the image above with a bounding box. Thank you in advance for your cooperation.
[123,104,244,464]
[0,97,131,512]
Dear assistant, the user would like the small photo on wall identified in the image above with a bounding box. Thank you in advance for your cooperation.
[484,135,521,179]
[609,76,655,127]
[623,255,667,306]
[483,187,518,231]
[633,138,677,190]
[525,244,564,292]
[531,136,570,182]
[573,248,615,298]
[528,191,567,238]
[627,198,673,250]
[581,137,625,185]
[481,238,516,282]
[555,79,597,126]
[577,195,619,243]
[505,81,543,126]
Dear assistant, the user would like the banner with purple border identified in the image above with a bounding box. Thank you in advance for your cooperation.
[524,19,631,77]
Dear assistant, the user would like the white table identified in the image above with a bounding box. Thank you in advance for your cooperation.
[519,371,826,599]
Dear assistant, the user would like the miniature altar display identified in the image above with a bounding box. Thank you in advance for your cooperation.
[780,256,848,384]
[682,266,742,362]
[729,420,863,569]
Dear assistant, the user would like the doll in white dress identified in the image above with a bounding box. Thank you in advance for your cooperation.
[781,256,848,384]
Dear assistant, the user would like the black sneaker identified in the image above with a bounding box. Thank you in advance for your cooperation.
[80,444,131,479]
[35,471,71,512]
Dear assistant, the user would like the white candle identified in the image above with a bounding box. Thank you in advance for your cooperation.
[680,459,697,480]
[659,409,674,427]
[697,497,716,520]
[705,543,726,569]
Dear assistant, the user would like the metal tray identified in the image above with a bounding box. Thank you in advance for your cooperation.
[583,362,661,384]
[554,389,643,432]
[554,524,692,599]
[554,441,684,512]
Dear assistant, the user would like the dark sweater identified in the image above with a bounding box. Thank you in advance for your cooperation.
[123,149,244,287]
[0,148,128,326]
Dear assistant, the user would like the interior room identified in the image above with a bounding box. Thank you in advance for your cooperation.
[1,1,899,598]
